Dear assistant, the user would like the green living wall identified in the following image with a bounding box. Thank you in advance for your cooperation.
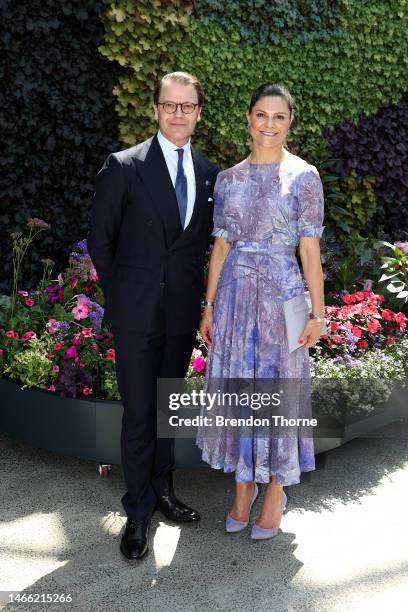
[100,0,408,239]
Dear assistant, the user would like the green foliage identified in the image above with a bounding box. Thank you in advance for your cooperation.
[0,0,121,292]
[323,171,377,240]
[378,242,408,308]
[194,0,345,45]
[5,335,54,388]
[99,0,192,145]
[177,2,408,166]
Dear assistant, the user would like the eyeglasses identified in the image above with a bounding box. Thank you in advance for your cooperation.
[157,102,199,115]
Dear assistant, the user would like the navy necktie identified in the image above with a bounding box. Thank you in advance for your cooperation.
[175,148,188,228]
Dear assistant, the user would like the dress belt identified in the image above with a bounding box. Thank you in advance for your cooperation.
[230,240,296,254]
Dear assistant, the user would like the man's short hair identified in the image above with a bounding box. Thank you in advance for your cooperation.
[154,71,204,107]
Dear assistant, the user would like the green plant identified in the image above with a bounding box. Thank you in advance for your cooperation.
[5,334,54,389]
[9,219,50,319]
[378,241,408,309]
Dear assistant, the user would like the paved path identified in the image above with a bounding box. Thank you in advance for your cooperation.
[1,422,407,611]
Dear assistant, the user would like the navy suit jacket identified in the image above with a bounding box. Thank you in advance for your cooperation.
[87,134,219,335]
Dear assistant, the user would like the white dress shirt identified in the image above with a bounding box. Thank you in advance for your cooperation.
[157,130,196,229]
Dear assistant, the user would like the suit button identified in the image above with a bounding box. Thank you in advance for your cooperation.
[159,282,165,288]
[147,220,153,226]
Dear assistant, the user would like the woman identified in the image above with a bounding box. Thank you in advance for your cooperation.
[197,83,325,540]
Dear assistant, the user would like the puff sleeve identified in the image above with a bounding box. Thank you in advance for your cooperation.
[211,173,229,241]
[297,166,325,238]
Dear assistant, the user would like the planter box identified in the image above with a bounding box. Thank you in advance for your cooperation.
[0,378,206,469]
[0,378,405,469]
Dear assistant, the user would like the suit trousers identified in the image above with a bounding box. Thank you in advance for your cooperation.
[112,327,196,520]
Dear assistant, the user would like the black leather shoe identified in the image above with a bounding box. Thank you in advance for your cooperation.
[156,480,201,523]
[120,518,150,560]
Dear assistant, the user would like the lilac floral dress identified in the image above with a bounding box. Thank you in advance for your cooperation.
[196,152,325,485]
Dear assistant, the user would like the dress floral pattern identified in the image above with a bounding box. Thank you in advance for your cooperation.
[196,152,325,485]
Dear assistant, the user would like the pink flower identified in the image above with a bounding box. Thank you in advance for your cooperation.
[90,267,98,281]
[192,348,203,359]
[47,353,55,358]
[82,386,93,396]
[72,304,89,320]
[79,362,86,368]
[106,348,116,362]
[363,279,373,291]
[331,335,343,344]
[25,297,35,307]
[69,275,78,288]
[72,333,82,345]
[342,321,353,330]
[192,356,206,373]
[52,365,60,373]
[0,349,4,355]
[386,335,396,345]
[17,290,29,297]
[395,241,408,253]
[5,330,17,338]
[21,331,37,342]
[82,327,93,338]
[65,345,78,359]
[48,384,56,392]
[46,319,58,334]
[395,312,407,329]
[54,342,62,350]
[367,319,381,334]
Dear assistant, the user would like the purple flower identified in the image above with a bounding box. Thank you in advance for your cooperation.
[77,239,89,254]
[65,345,78,359]
[45,285,64,304]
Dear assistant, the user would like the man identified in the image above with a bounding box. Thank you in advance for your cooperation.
[88,72,218,561]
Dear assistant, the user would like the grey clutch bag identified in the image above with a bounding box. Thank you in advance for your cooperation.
[283,291,327,353]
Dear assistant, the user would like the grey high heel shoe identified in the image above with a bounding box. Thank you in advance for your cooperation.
[251,489,287,540]
[226,482,259,533]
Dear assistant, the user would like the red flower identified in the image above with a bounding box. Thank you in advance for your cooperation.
[82,327,93,338]
[25,297,35,307]
[386,335,396,345]
[358,340,369,349]
[106,348,116,362]
[381,309,395,321]
[82,386,93,396]
[331,335,343,344]
[342,294,354,304]
[352,326,362,337]
[330,321,339,332]
[54,342,62,350]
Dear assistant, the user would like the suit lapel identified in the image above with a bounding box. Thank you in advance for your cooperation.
[136,134,183,247]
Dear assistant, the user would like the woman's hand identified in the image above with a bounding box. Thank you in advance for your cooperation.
[200,306,214,345]
[299,319,324,349]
